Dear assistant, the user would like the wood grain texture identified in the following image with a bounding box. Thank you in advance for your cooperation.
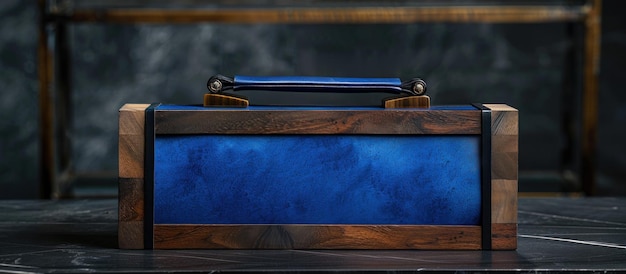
[118,178,144,222]
[67,6,586,24]
[492,150,518,180]
[155,109,481,135]
[119,104,150,135]
[118,221,144,249]
[485,104,519,136]
[383,95,430,108]
[491,223,517,250]
[492,135,518,153]
[119,104,149,178]
[118,135,144,178]
[485,104,518,250]
[153,225,482,250]
[203,93,249,107]
[121,103,517,250]
[581,0,602,196]
[482,104,517,112]
[118,104,148,250]
[491,179,518,224]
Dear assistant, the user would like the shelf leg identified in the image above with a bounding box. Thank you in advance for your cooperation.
[581,0,602,196]
[38,0,54,199]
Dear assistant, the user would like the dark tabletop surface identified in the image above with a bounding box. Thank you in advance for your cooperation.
[0,198,625,273]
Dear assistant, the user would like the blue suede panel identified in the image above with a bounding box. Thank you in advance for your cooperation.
[154,135,481,225]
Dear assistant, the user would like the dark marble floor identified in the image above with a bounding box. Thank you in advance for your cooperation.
[0,198,625,273]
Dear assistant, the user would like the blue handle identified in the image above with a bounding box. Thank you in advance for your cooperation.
[207,75,426,95]
[234,75,402,93]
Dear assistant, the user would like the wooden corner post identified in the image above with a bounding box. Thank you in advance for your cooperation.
[485,104,518,250]
[118,104,149,249]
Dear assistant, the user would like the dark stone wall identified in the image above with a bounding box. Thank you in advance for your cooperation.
[0,0,39,198]
[1,1,625,198]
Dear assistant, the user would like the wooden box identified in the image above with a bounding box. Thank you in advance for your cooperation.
[118,103,517,250]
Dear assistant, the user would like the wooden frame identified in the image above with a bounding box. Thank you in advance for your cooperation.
[119,103,517,250]
[41,1,599,199]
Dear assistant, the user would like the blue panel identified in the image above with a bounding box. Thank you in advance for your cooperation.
[154,135,481,225]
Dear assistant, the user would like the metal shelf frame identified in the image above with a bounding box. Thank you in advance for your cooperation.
[37,0,601,198]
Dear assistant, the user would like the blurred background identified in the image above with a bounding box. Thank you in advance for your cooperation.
[1,0,625,199]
